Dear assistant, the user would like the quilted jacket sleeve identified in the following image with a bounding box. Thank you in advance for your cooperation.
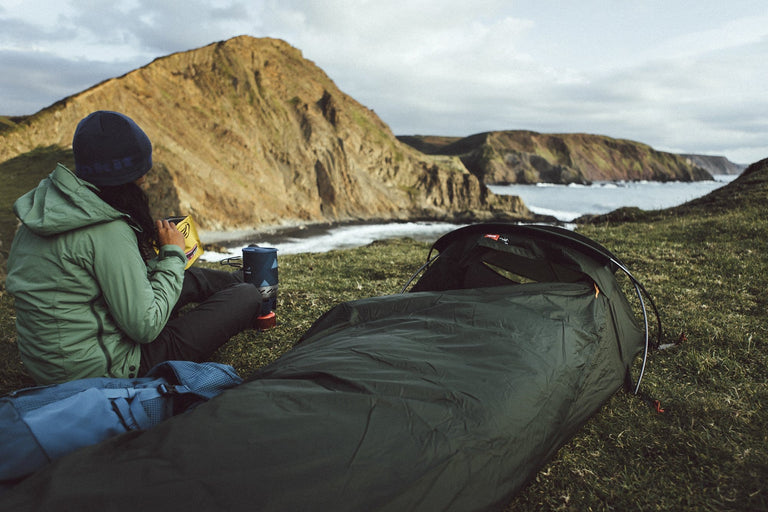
[91,220,186,343]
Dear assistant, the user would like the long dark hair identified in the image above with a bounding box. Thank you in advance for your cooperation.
[95,183,157,261]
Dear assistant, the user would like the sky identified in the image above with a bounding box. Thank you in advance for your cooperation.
[1,1,766,164]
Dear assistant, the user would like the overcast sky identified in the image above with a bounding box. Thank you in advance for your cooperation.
[2,1,766,164]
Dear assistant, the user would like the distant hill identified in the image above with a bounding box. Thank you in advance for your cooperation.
[680,154,746,176]
[0,36,529,239]
[398,131,714,185]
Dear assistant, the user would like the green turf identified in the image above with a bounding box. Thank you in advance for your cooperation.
[1,159,766,510]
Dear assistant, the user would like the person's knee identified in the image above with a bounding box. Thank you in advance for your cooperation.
[230,283,264,311]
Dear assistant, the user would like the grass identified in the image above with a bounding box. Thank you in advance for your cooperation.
[1,160,766,510]
[207,239,429,379]
[507,210,768,511]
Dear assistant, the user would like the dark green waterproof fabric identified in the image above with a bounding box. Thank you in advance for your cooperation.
[0,282,642,511]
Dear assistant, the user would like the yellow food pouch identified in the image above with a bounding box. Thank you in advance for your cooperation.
[163,216,204,269]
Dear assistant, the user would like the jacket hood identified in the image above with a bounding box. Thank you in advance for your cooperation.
[13,163,131,236]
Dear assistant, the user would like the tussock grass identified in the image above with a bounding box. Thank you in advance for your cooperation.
[506,210,768,511]
[0,161,766,510]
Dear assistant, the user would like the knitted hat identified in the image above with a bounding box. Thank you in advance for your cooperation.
[73,111,152,186]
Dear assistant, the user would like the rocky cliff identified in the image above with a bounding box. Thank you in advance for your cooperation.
[399,131,714,184]
[0,36,528,234]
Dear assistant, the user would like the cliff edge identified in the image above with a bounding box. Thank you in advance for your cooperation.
[399,131,714,184]
[0,36,529,234]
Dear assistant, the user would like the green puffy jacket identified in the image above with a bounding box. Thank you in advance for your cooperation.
[6,164,186,384]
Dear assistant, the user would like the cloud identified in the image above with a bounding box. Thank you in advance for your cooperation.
[53,0,257,58]
[266,0,538,79]
[0,48,139,115]
[589,35,768,162]
[0,14,71,46]
[0,0,264,113]
[330,8,768,164]
[268,1,574,133]
[0,0,766,163]
[649,12,768,60]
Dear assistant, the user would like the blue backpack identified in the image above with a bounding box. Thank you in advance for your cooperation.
[0,361,242,488]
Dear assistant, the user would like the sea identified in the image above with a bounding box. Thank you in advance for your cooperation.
[200,175,737,261]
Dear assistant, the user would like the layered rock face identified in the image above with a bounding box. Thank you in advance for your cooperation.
[0,36,527,232]
[399,131,714,184]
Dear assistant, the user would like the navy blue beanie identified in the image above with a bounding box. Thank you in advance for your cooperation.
[73,111,152,186]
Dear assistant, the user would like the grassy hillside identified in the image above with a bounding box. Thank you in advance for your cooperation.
[510,159,767,510]
[0,161,766,509]
[0,115,27,135]
[0,146,74,257]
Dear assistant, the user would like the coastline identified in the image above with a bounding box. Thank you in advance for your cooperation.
[197,219,469,260]
[197,175,738,257]
[198,218,424,246]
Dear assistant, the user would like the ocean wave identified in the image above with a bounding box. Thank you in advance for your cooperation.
[201,221,463,260]
[527,205,581,222]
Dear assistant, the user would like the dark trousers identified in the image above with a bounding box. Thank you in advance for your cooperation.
[138,267,261,375]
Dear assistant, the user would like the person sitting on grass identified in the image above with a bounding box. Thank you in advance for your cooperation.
[6,110,262,385]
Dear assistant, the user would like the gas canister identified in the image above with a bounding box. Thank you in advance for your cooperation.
[242,246,278,326]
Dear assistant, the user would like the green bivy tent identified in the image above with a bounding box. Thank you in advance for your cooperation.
[0,224,657,511]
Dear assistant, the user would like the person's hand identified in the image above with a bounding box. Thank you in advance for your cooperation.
[156,219,186,251]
